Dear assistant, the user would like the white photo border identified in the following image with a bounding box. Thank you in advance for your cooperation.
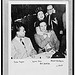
[8,1,69,75]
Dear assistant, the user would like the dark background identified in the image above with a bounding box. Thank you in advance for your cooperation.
[11,4,66,37]
[11,4,66,20]
[11,4,66,53]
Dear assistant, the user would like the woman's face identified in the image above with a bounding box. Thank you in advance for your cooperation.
[37,11,44,21]
[39,22,47,32]
[17,26,26,38]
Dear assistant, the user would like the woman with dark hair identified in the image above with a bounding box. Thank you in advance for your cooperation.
[32,7,47,53]
[34,7,46,34]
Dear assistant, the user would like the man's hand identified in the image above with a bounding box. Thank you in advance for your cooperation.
[60,30,63,34]
[44,32,51,38]
[52,17,58,24]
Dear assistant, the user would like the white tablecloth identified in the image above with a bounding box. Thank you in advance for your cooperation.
[27,49,55,59]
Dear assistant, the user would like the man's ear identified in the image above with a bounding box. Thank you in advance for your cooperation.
[16,32,19,35]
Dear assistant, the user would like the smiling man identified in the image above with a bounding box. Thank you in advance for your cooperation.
[34,21,60,53]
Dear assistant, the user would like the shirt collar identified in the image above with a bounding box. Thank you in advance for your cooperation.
[15,36,24,42]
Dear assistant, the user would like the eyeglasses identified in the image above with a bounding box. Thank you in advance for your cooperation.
[47,8,53,11]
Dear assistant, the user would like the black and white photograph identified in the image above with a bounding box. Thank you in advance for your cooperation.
[2,0,74,75]
[7,1,72,75]
[10,2,67,59]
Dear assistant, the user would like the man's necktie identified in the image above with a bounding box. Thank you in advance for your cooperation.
[20,38,28,57]
[48,15,53,30]
[20,39,26,48]
[48,15,50,26]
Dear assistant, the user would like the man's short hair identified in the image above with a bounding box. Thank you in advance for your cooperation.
[11,22,25,40]
[39,21,47,26]
[14,22,25,32]
[47,5,53,10]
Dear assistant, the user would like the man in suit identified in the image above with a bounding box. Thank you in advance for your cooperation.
[45,5,64,41]
[45,5,58,30]
[11,22,37,59]
[34,21,60,53]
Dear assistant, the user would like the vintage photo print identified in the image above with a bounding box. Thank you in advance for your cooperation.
[8,1,69,75]
[9,1,68,59]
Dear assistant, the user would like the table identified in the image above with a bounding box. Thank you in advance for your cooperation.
[28,49,56,59]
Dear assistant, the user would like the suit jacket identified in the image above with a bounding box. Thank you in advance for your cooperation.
[34,30,60,52]
[11,36,37,59]
[46,13,64,41]
[46,14,57,30]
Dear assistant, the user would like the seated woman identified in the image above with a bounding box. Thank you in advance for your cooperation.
[34,21,60,53]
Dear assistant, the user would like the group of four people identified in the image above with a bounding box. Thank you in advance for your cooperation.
[11,5,66,59]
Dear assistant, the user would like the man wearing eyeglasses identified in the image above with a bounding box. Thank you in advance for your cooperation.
[45,5,58,30]
[45,5,64,42]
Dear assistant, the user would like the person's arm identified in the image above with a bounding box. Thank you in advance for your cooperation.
[28,38,37,55]
[11,42,25,59]
[51,31,60,50]
[11,43,18,59]
[62,12,66,29]
[34,34,50,49]
[52,17,58,24]
[36,27,43,35]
